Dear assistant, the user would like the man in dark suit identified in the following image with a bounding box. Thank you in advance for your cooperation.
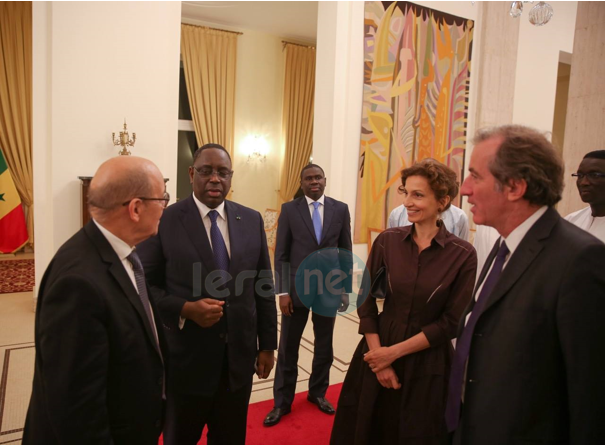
[23,156,169,444]
[264,164,353,426]
[445,125,604,444]
[137,143,277,444]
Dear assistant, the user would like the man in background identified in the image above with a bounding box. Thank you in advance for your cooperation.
[446,125,604,444]
[264,164,352,427]
[565,150,604,242]
[138,143,277,444]
[23,156,169,444]
[388,200,469,241]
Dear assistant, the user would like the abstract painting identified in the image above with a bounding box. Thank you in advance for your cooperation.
[354,1,474,243]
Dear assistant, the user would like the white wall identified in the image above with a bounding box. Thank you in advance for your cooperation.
[33,1,181,296]
[231,31,284,214]
[512,2,578,133]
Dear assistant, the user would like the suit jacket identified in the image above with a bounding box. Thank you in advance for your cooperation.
[456,207,605,444]
[23,222,167,445]
[275,196,353,308]
[137,196,277,396]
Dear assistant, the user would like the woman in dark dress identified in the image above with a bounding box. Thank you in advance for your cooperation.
[331,159,477,444]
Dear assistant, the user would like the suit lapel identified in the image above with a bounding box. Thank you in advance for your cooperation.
[296,197,318,243]
[178,195,216,274]
[478,208,559,317]
[85,222,162,359]
[108,262,163,359]
[321,197,335,244]
[225,201,243,277]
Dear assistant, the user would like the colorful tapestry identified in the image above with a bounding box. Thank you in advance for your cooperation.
[354,1,474,243]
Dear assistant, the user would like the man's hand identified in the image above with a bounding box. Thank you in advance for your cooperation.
[364,346,398,373]
[256,350,275,379]
[279,294,294,316]
[338,293,349,313]
[375,366,401,389]
[181,298,224,328]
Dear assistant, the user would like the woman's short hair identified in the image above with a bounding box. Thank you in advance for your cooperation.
[474,125,564,207]
[398,158,459,211]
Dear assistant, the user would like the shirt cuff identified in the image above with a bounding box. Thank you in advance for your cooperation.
[421,323,443,347]
[358,317,379,335]
[179,316,186,330]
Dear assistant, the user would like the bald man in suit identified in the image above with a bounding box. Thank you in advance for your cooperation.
[23,156,169,444]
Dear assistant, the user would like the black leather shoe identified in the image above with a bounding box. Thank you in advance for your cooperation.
[263,407,291,427]
[307,395,336,415]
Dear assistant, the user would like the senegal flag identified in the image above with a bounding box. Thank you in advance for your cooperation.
[0,149,28,253]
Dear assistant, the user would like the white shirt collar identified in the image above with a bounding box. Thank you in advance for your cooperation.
[502,206,548,255]
[192,192,227,221]
[305,194,325,206]
[92,219,134,261]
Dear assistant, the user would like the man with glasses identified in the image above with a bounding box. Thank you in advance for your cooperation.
[23,156,169,444]
[137,143,277,444]
[565,150,605,242]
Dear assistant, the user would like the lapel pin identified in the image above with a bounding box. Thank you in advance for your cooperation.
[236,216,241,220]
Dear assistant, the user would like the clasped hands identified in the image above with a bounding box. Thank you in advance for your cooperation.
[364,346,401,389]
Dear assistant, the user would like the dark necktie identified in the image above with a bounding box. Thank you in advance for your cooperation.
[312,202,322,244]
[126,250,160,353]
[208,210,230,274]
[445,240,510,432]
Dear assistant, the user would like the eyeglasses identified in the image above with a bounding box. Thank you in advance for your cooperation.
[122,192,170,209]
[571,172,605,181]
[192,166,233,180]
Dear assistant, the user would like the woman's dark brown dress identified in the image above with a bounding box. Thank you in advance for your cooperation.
[331,224,477,444]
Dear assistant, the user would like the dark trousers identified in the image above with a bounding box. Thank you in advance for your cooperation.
[273,306,336,409]
[163,363,253,445]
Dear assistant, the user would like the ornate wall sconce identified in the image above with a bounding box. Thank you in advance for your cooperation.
[112,120,136,156]
[242,134,269,163]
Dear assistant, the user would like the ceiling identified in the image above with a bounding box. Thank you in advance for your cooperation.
[181,1,318,43]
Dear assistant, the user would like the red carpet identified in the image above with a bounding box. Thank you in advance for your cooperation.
[159,383,343,445]
[0,259,34,294]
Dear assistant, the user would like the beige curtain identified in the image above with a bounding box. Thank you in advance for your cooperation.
[0,2,33,246]
[279,44,316,205]
[181,24,237,159]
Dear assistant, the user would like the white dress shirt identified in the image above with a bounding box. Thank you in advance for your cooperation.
[93,219,138,291]
[180,194,232,329]
[192,193,231,258]
[92,219,160,344]
[473,225,500,281]
[306,194,325,225]
[466,206,548,323]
